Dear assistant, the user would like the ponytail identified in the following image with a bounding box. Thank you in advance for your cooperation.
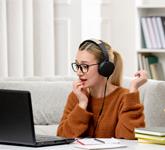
[109,50,123,86]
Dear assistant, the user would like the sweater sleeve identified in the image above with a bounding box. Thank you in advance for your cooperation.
[57,92,93,138]
[115,91,145,139]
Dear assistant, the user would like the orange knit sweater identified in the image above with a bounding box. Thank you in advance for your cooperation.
[57,87,145,139]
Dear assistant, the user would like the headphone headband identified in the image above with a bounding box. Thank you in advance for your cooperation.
[79,39,111,62]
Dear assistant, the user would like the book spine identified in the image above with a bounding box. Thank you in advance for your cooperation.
[156,17,165,48]
[141,17,152,48]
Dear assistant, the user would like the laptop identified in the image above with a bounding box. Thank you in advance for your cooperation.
[0,89,75,147]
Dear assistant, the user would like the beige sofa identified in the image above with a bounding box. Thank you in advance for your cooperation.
[0,76,164,136]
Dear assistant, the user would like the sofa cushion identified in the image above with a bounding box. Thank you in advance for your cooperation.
[34,125,58,136]
[143,80,165,127]
[123,78,165,127]
[0,76,165,129]
[0,81,72,125]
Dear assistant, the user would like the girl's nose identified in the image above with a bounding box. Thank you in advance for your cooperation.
[76,67,84,75]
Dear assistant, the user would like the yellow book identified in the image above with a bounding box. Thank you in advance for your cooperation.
[138,138,155,144]
[135,133,165,140]
[137,138,165,145]
[135,133,165,145]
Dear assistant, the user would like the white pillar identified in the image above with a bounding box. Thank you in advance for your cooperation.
[81,0,101,39]
[33,0,55,76]
[0,0,8,77]
[23,0,34,77]
[6,0,23,77]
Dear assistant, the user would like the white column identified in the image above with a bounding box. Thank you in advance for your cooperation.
[81,0,101,39]
[33,0,55,76]
[23,0,34,76]
[0,0,8,77]
[6,0,23,77]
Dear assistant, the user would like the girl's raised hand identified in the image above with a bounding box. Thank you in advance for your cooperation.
[129,70,148,93]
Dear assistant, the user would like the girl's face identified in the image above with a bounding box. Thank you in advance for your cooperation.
[75,50,104,88]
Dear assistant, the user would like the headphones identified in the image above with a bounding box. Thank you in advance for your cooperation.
[79,39,115,77]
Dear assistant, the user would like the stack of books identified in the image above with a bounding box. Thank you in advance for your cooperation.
[138,54,164,80]
[135,127,165,145]
[140,16,165,49]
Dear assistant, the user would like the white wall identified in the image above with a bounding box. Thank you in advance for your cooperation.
[81,0,137,77]
[107,0,137,77]
[54,0,82,76]
[0,0,136,77]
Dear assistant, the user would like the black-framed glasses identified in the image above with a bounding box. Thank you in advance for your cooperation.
[71,62,98,73]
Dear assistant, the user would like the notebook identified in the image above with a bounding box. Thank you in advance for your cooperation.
[74,138,126,149]
[0,89,75,147]
[135,127,165,136]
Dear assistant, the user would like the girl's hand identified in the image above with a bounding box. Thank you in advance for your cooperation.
[129,70,148,93]
[72,80,89,109]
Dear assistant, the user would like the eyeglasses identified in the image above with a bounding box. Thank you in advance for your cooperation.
[71,62,98,73]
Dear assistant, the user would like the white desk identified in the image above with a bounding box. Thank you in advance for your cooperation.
[0,140,164,150]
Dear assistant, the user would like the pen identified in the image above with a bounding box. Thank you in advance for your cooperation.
[75,139,85,145]
[94,138,105,144]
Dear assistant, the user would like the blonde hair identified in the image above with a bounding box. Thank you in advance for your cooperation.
[79,40,123,86]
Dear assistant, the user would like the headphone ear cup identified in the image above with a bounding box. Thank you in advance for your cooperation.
[98,61,115,77]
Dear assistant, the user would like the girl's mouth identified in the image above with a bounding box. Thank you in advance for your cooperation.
[80,79,87,82]
[80,79,87,85]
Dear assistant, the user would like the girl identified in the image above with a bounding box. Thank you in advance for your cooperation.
[57,39,147,139]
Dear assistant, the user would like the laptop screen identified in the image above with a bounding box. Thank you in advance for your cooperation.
[0,89,75,147]
[0,89,37,145]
